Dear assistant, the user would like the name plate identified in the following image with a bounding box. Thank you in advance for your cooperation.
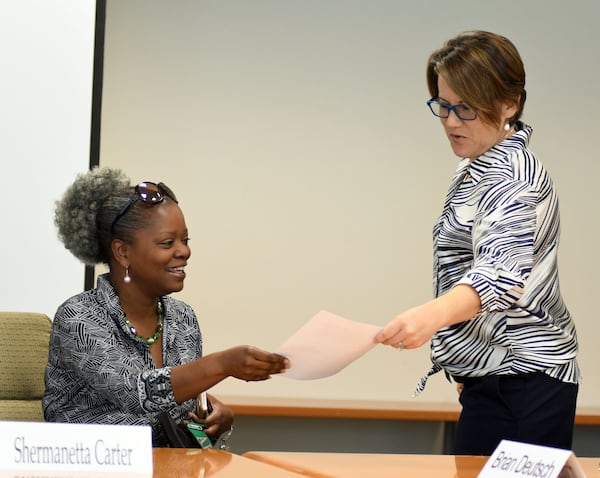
[0,421,152,477]
[478,439,586,478]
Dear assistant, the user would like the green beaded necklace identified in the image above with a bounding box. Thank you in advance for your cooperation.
[124,301,164,346]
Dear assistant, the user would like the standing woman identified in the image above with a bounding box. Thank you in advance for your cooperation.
[44,167,289,446]
[376,31,579,454]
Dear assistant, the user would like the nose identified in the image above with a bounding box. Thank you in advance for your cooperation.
[175,241,191,259]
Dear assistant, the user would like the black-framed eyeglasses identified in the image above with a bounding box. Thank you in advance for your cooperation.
[110,181,178,234]
[426,98,478,121]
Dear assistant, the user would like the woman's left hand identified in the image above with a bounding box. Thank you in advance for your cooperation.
[375,300,443,349]
[375,285,481,349]
[188,394,233,440]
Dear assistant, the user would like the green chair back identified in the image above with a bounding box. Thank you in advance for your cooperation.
[0,312,51,421]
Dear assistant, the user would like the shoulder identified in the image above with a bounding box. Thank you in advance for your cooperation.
[50,289,116,348]
[53,288,111,330]
[494,123,549,184]
[475,137,552,203]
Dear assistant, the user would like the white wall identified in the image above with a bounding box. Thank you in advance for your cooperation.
[100,0,600,407]
[0,0,96,318]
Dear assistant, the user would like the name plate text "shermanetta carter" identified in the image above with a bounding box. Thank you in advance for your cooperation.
[0,421,152,477]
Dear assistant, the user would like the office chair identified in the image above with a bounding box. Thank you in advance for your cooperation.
[0,311,51,421]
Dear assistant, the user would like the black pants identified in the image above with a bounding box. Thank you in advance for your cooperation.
[453,373,578,455]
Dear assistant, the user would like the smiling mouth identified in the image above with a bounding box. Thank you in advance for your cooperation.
[167,267,186,276]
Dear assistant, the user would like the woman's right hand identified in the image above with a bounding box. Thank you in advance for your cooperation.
[171,346,290,404]
[219,345,290,381]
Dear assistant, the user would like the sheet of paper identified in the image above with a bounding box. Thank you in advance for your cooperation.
[275,310,382,380]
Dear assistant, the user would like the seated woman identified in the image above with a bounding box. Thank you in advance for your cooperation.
[43,167,289,446]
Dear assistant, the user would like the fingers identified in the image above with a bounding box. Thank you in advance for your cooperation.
[387,333,405,348]
[250,350,289,372]
[229,346,290,381]
[187,411,204,424]
[375,315,425,349]
[188,397,234,439]
[374,317,405,346]
[270,353,291,372]
[374,327,391,343]
[375,325,406,348]
[187,411,218,438]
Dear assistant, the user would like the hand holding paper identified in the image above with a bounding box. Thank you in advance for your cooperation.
[275,310,382,380]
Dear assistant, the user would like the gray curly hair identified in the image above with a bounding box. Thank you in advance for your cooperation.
[55,167,131,265]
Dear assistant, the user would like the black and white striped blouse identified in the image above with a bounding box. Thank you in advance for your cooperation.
[416,123,580,395]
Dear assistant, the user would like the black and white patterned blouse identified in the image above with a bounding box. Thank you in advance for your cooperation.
[43,273,202,446]
[416,123,580,394]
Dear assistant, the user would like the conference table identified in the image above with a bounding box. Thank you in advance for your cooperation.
[152,448,599,477]
[152,448,302,476]
[242,451,600,478]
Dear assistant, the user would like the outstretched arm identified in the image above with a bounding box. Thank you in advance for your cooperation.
[375,284,480,349]
[170,345,289,403]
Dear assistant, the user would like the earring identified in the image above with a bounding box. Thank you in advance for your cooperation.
[124,267,131,284]
[504,122,511,132]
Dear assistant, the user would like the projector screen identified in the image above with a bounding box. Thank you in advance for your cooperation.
[99,0,600,407]
[1,0,97,318]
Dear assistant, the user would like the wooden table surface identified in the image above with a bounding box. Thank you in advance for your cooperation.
[243,451,600,478]
[152,448,303,477]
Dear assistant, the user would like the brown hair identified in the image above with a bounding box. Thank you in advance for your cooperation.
[426,31,526,128]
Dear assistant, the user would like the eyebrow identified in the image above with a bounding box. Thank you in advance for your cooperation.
[436,96,466,105]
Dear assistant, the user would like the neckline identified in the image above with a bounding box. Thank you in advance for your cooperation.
[124,300,164,345]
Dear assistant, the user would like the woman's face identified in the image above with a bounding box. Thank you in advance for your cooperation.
[125,201,191,297]
[437,76,516,161]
